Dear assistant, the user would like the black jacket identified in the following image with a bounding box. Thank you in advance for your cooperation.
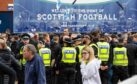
[50,42,61,69]
[125,43,137,66]
[0,49,21,72]
[108,41,118,65]
[50,42,61,59]
[0,49,21,84]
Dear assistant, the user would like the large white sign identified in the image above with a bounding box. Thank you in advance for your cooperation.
[47,0,115,4]
[14,0,137,33]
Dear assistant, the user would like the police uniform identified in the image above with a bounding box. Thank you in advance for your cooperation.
[19,46,26,65]
[39,47,52,84]
[17,33,30,84]
[97,41,110,84]
[90,43,98,58]
[73,36,84,84]
[57,38,77,84]
[112,47,129,84]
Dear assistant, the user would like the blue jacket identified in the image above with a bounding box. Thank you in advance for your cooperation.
[25,54,46,84]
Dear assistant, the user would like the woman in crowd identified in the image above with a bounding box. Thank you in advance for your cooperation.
[81,46,101,84]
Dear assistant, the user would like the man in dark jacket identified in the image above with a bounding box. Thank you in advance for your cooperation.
[23,44,46,84]
[132,34,137,75]
[16,33,35,84]
[50,34,61,84]
[125,36,137,77]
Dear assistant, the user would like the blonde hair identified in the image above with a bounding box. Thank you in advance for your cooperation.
[0,37,7,49]
[82,46,95,61]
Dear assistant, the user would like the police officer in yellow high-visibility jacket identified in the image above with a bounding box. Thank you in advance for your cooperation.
[18,34,31,66]
[73,35,84,63]
[73,35,84,84]
[39,48,52,84]
[20,46,26,66]
[38,41,54,84]
[17,33,31,84]
[90,43,98,58]
[39,48,51,67]
[97,36,110,84]
[57,38,77,84]
[89,35,99,58]
[111,39,129,84]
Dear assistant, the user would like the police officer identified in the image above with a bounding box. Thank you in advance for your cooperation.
[111,38,129,84]
[73,35,84,62]
[16,33,31,84]
[97,36,110,84]
[89,35,98,58]
[57,37,77,84]
[18,34,31,64]
[38,41,54,84]
[73,35,84,84]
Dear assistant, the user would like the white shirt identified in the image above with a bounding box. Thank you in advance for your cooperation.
[81,59,101,84]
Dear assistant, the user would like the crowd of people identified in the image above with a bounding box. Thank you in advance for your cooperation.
[0,28,137,84]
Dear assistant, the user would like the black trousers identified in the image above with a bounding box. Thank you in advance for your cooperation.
[128,65,136,77]
[75,63,82,84]
[0,62,16,84]
[18,65,25,84]
[100,69,109,84]
[46,67,53,84]
[58,68,76,84]
[112,66,129,84]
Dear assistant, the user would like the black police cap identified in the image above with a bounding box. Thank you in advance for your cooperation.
[21,33,30,40]
[64,38,73,44]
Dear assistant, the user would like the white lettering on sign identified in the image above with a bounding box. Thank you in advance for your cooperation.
[37,13,117,21]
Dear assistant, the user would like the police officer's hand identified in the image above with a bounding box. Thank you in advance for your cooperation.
[56,70,59,75]
[15,81,18,84]
[104,65,108,69]
[100,66,108,70]
[100,66,106,70]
